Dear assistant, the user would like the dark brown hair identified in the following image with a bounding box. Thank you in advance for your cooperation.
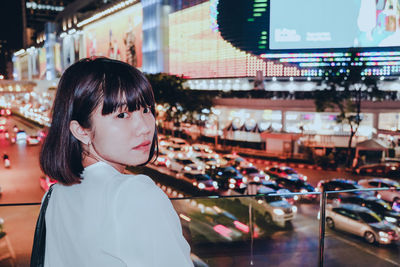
[40,57,158,185]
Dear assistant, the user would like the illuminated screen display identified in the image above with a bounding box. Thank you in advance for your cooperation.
[83,3,143,68]
[169,1,269,78]
[270,0,400,50]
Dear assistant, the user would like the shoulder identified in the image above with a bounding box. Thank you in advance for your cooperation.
[115,174,168,205]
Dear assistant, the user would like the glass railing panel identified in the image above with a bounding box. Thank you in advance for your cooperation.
[171,192,321,266]
[0,204,40,267]
[322,188,400,267]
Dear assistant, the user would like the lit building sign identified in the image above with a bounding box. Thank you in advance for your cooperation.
[83,3,143,68]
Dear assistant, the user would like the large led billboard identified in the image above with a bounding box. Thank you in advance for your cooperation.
[169,1,268,78]
[270,0,400,50]
[83,3,143,68]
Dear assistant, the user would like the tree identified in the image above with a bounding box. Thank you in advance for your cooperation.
[145,73,214,133]
[313,67,384,167]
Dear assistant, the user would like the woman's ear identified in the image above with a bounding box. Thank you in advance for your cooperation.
[70,120,91,145]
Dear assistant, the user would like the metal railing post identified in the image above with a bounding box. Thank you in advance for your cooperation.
[318,188,327,267]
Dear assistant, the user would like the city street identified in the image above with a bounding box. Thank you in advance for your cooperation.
[0,115,398,266]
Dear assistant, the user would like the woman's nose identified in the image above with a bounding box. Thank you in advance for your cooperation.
[134,114,153,136]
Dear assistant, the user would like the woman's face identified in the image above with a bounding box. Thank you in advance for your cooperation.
[87,104,155,172]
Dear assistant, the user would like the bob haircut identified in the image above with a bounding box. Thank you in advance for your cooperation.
[40,57,158,185]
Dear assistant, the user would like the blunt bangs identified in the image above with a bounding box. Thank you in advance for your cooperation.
[100,62,155,116]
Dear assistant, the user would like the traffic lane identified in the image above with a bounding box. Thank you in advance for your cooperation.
[0,115,45,204]
[248,160,375,187]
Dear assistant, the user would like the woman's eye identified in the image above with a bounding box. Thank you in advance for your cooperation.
[117,112,129,118]
[143,107,152,114]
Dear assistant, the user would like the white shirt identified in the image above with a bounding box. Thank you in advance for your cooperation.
[44,161,193,267]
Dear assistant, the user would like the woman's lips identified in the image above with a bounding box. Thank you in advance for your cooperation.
[133,140,151,151]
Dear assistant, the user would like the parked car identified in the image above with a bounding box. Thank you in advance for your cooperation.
[317,179,373,199]
[27,135,41,145]
[338,195,400,227]
[153,150,170,167]
[272,177,317,201]
[208,166,246,190]
[326,203,399,244]
[169,157,204,174]
[358,178,400,203]
[194,155,221,170]
[221,154,248,168]
[356,162,400,179]
[237,165,270,183]
[176,171,219,191]
[266,166,308,181]
[241,185,296,227]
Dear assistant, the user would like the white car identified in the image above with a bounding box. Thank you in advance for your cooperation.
[358,178,400,203]
[169,157,204,174]
[27,136,41,146]
[230,185,296,227]
[326,203,399,244]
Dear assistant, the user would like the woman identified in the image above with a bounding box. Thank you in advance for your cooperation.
[39,58,193,266]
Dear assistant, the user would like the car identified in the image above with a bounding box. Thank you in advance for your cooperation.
[168,137,188,146]
[356,163,400,178]
[237,165,270,184]
[325,203,399,244]
[169,157,204,174]
[39,175,57,192]
[193,155,221,170]
[266,166,308,181]
[176,171,219,191]
[271,177,317,201]
[27,135,41,145]
[358,178,400,203]
[16,130,27,144]
[208,166,246,190]
[338,195,400,227]
[221,154,248,168]
[153,150,170,167]
[189,143,214,155]
[316,178,373,199]
[236,185,296,227]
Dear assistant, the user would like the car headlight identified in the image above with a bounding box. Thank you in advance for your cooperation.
[300,189,308,193]
[242,177,248,183]
[197,166,203,170]
[254,176,260,182]
[229,178,236,184]
[379,231,389,238]
[294,195,299,201]
[212,181,218,187]
[303,175,308,181]
[384,216,397,223]
[273,209,284,216]
[198,183,205,189]
[184,166,191,171]
[229,183,235,189]
[292,206,298,213]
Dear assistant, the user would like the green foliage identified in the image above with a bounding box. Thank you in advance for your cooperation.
[313,67,384,165]
[145,73,213,123]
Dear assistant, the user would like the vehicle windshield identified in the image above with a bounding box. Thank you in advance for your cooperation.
[179,159,194,165]
[244,168,259,174]
[368,200,392,211]
[283,168,296,174]
[225,167,239,175]
[194,174,212,181]
[358,211,382,223]
[264,195,285,203]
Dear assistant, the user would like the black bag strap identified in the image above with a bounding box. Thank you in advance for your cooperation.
[30,185,54,267]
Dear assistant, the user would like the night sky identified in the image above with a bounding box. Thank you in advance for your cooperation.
[0,1,23,51]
